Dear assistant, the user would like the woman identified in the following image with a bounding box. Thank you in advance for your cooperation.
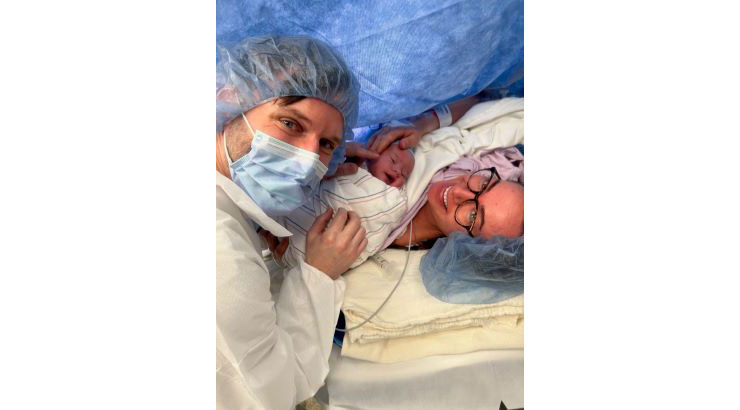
[215,36,377,410]
[391,167,524,247]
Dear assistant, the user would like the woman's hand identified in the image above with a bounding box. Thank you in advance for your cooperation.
[305,208,367,279]
[368,110,440,153]
[326,142,380,179]
[367,126,426,154]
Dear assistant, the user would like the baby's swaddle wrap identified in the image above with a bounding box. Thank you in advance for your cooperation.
[280,168,408,269]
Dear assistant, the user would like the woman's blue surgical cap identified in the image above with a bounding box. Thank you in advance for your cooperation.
[420,233,524,305]
[216,36,360,175]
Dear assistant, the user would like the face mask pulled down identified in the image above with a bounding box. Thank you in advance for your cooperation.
[223,113,328,216]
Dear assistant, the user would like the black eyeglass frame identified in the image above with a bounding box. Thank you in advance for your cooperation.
[454,167,502,236]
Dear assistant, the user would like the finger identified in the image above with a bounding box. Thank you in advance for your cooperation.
[367,129,390,152]
[326,163,358,179]
[372,128,411,153]
[341,211,362,237]
[276,238,290,259]
[350,145,380,161]
[259,230,279,251]
[367,134,378,151]
[356,237,369,254]
[346,144,380,160]
[399,134,421,150]
[326,207,348,231]
[343,142,361,157]
[349,225,366,249]
[307,207,333,240]
[369,129,392,152]
[346,155,366,166]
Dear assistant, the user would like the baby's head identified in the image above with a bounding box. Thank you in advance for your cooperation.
[367,142,415,188]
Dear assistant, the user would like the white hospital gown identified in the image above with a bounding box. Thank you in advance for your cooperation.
[216,172,344,410]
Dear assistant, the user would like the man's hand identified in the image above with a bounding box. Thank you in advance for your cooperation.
[259,229,289,263]
[367,126,426,154]
[305,208,367,279]
[325,142,380,179]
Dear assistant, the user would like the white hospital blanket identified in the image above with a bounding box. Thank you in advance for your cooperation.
[342,249,523,344]
[318,345,524,410]
[341,318,523,363]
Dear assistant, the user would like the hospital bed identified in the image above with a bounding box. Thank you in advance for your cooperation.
[317,346,523,409]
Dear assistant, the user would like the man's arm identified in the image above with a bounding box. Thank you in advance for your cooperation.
[216,207,343,409]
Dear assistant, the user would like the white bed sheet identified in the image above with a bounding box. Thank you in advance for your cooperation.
[317,345,523,409]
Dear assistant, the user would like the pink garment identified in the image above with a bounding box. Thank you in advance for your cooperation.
[380,147,523,249]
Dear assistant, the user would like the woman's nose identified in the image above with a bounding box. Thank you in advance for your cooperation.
[452,184,476,202]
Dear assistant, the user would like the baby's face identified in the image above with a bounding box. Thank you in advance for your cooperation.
[367,143,415,188]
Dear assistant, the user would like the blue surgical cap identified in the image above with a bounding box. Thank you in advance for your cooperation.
[216,36,360,175]
[420,233,524,305]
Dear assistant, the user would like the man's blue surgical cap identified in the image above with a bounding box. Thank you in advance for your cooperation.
[216,36,360,175]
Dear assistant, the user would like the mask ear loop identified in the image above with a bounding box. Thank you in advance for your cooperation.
[335,220,413,333]
[222,129,234,166]
[222,111,257,167]
[241,112,256,137]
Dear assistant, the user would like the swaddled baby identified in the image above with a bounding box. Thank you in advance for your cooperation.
[275,162,410,270]
[269,140,416,270]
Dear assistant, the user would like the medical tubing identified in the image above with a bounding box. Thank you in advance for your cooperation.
[334,221,413,333]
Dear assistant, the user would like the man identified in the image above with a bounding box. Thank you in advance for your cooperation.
[215,36,376,409]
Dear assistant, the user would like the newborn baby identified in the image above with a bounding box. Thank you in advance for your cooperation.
[366,142,415,187]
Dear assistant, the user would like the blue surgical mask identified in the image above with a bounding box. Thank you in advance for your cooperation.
[223,113,328,216]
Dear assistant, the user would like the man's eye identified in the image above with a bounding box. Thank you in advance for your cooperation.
[280,119,297,129]
[320,139,336,151]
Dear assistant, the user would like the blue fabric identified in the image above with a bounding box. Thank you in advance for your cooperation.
[217,0,523,128]
[420,233,523,305]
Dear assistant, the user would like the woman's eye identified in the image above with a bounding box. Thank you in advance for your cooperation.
[474,177,489,192]
[469,210,477,225]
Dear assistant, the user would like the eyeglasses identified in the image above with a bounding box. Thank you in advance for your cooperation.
[454,167,501,236]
